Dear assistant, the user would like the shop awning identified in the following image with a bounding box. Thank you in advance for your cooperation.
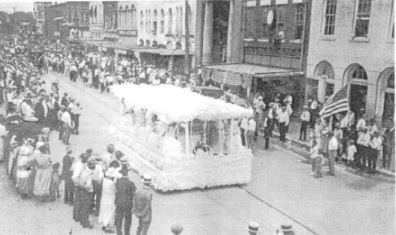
[135,47,194,56]
[203,63,304,87]
[53,17,64,21]
[61,22,75,27]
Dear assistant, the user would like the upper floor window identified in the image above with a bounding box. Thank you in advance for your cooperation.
[160,9,165,34]
[168,8,173,34]
[294,4,304,40]
[324,0,337,35]
[354,0,371,38]
[352,64,367,80]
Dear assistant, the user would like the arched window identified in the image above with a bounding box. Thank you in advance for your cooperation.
[160,9,165,34]
[377,67,395,127]
[314,60,335,102]
[175,8,179,34]
[344,64,368,116]
[153,10,158,35]
[146,40,151,47]
[179,7,183,35]
[352,65,367,80]
[146,10,149,33]
[131,5,137,30]
[125,6,129,27]
[168,8,173,34]
[140,10,144,31]
[175,41,182,50]
[119,6,123,27]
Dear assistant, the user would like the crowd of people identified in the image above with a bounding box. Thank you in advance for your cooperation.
[0,39,154,235]
[238,86,394,177]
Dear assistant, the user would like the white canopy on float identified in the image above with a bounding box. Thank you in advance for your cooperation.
[111,84,253,124]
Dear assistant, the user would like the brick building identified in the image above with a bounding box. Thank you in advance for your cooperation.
[44,1,89,41]
[306,0,394,128]
[33,2,52,36]
[199,0,311,108]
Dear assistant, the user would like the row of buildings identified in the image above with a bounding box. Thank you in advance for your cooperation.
[33,0,394,128]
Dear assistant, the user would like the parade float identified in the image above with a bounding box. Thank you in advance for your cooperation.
[108,84,254,191]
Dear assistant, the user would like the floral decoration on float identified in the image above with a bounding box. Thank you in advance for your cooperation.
[109,84,254,192]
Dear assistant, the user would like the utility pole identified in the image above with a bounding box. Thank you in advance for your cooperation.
[184,0,190,76]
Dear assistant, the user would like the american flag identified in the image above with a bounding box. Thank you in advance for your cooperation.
[319,85,349,118]
[225,72,242,86]
[211,70,225,84]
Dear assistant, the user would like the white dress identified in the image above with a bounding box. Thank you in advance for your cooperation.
[98,177,117,227]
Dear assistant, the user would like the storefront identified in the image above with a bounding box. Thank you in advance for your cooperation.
[203,63,304,108]
[136,47,194,74]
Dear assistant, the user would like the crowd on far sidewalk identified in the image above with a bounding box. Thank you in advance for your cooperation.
[237,88,394,177]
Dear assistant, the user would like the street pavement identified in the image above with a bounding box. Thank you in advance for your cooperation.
[0,72,394,235]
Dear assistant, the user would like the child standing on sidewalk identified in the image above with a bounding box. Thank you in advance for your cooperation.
[310,139,323,178]
[49,162,61,201]
[347,140,357,167]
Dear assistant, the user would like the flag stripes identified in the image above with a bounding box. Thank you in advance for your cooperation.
[319,85,349,118]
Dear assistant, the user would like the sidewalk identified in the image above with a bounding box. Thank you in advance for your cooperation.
[264,118,395,179]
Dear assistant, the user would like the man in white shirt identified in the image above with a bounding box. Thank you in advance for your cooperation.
[61,107,73,145]
[299,105,311,141]
[102,144,116,171]
[72,153,89,223]
[91,158,104,216]
[278,106,289,142]
[246,118,256,149]
[356,114,367,138]
[368,131,382,174]
[357,128,371,171]
[328,132,338,176]
[309,96,318,128]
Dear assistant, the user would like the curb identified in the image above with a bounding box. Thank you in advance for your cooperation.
[265,131,395,180]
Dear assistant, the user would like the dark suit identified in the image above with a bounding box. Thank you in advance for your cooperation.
[61,154,74,204]
[35,101,48,126]
[61,96,69,107]
[115,177,136,235]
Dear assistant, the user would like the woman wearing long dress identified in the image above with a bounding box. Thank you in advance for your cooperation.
[33,145,52,201]
[29,141,44,195]
[98,167,121,233]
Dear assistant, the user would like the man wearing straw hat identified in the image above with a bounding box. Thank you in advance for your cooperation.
[133,175,153,235]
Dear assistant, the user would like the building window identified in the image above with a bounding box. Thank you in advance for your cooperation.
[352,64,368,80]
[153,10,158,35]
[323,0,337,35]
[245,7,256,39]
[277,7,285,30]
[354,0,371,38]
[294,4,304,39]
[160,9,165,34]
[260,8,270,39]
[168,8,173,34]
[132,5,137,30]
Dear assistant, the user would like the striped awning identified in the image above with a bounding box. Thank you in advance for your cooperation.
[211,70,225,84]
[225,72,242,86]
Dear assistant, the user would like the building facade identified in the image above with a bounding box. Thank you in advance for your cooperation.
[198,0,310,108]
[33,2,52,36]
[115,1,138,52]
[44,1,89,40]
[306,0,394,127]
[136,0,197,73]
[89,1,105,40]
